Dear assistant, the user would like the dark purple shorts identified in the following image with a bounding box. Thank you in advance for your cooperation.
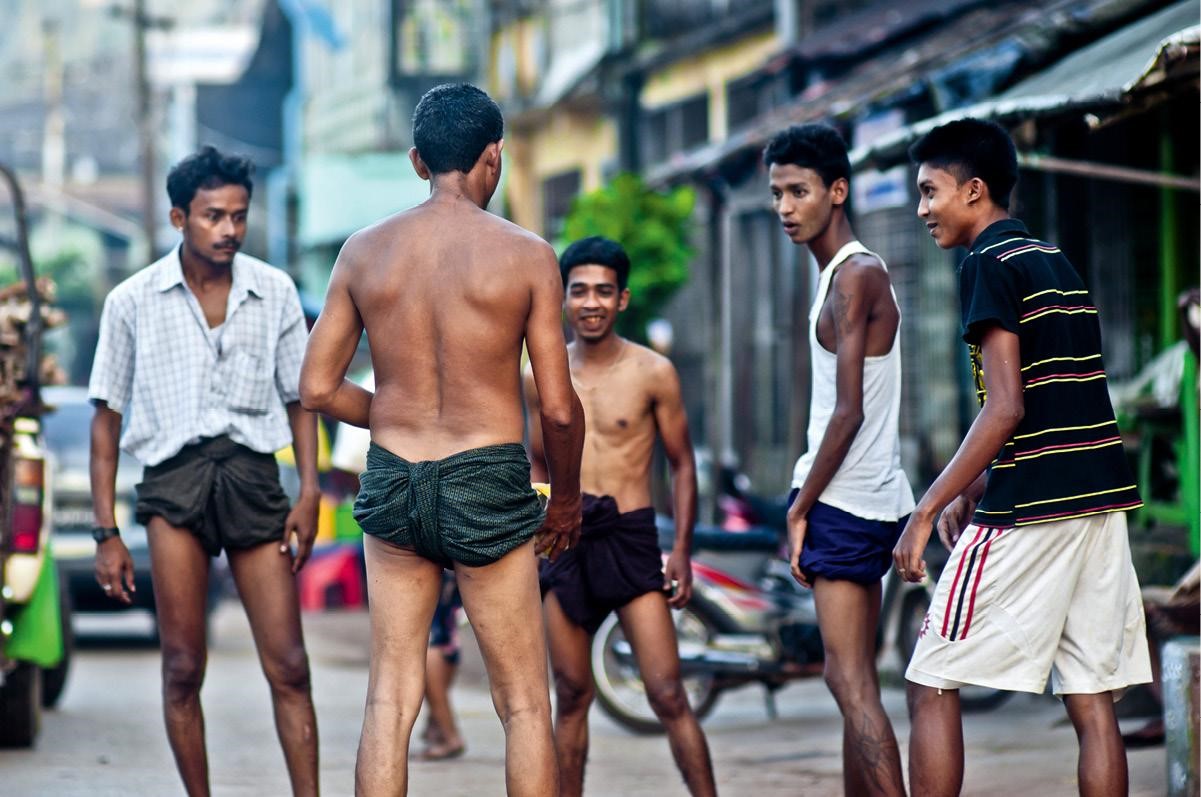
[788,490,905,584]
[540,494,664,635]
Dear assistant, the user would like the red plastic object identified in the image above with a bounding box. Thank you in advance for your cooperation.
[297,545,365,610]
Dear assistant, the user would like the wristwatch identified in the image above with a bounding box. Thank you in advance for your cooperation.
[91,526,121,543]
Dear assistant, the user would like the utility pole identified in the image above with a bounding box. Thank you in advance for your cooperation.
[41,19,65,238]
[134,0,155,260]
[112,0,172,262]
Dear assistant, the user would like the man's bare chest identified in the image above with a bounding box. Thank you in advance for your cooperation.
[573,376,654,440]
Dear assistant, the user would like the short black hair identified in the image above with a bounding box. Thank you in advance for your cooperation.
[908,118,1018,210]
[560,236,631,292]
[412,83,504,174]
[762,124,850,187]
[166,145,254,211]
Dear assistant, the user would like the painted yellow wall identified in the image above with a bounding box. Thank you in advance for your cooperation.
[489,17,545,103]
[505,111,617,236]
[641,31,780,142]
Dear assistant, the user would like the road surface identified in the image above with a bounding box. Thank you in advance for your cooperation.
[0,600,1167,795]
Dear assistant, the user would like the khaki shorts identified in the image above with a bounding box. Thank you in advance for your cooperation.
[906,511,1152,695]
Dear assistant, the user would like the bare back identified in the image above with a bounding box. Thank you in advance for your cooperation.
[346,201,556,461]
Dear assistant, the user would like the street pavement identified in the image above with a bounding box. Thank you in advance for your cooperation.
[1,599,1167,796]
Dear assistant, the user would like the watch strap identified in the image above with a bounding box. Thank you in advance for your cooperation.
[91,526,121,543]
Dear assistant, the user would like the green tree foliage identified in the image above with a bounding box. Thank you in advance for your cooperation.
[558,173,695,342]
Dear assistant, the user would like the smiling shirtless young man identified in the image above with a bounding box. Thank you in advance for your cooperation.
[299,83,584,797]
[524,237,717,797]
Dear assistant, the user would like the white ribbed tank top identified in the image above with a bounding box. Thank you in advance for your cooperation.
[790,240,915,521]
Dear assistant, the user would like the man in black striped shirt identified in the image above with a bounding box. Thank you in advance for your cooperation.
[894,118,1150,797]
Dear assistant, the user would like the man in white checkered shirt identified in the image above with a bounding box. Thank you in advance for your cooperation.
[88,147,320,796]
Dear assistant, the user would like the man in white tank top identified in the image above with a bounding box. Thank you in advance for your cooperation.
[766,124,914,797]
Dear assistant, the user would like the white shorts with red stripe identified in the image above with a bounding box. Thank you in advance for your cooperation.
[906,510,1152,695]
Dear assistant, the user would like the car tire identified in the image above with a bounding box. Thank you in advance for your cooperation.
[0,662,42,748]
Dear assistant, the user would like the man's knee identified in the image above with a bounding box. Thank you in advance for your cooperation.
[823,658,875,708]
[554,670,595,716]
[263,645,312,696]
[906,680,946,717]
[1064,693,1120,735]
[645,678,690,721]
[161,648,206,701]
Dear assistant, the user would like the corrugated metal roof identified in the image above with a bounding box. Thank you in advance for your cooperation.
[789,0,987,60]
[851,0,1198,167]
[646,0,1176,185]
[996,0,1196,102]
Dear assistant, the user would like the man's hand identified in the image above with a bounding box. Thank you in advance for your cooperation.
[787,508,811,588]
[936,494,976,551]
[282,491,320,573]
[893,511,934,583]
[94,537,136,604]
[535,494,581,561]
[663,549,693,608]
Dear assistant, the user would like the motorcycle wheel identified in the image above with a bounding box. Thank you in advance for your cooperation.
[898,587,1015,713]
[591,602,721,735]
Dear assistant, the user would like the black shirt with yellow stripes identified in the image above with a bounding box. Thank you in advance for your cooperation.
[959,218,1142,528]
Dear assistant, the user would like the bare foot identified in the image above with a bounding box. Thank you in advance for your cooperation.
[415,737,466,761]
[421,724,442,746]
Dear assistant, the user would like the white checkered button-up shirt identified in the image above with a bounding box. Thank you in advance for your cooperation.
[87,246,307,467]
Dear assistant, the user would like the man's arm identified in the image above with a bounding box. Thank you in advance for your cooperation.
[788,264,876,517]
[298,238,372,426]
[935,471,988,551]
[282,402,320,572]
[894,325,1024,581]
[525,245,584,560]
[786,264,874,586]
[652,359,697,607]
[90,402,134,604]
[522,365,550,483]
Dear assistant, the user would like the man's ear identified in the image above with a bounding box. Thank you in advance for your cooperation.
[487,139,504,173]
[409,147,431,181]
[829,176,850,207]
[618,288,631,312]
[965,176,987,206]
[169,206,186,231]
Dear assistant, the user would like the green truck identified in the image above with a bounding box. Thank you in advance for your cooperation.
[0,163,70,748]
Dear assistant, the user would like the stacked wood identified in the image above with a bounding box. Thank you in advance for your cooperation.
[0,277,66,412]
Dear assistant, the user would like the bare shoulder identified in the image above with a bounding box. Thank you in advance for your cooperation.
[326,227,378,281]
[339,209,422,260]
[488,211,552,246]
[497,219,558,272]
[834,253,891,294]
[628,343,680,392]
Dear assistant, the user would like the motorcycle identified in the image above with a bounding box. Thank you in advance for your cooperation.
[591,488,1012,734]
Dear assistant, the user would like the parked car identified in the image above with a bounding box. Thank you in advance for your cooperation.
[41,386,156,616]
[40,386,224,631]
